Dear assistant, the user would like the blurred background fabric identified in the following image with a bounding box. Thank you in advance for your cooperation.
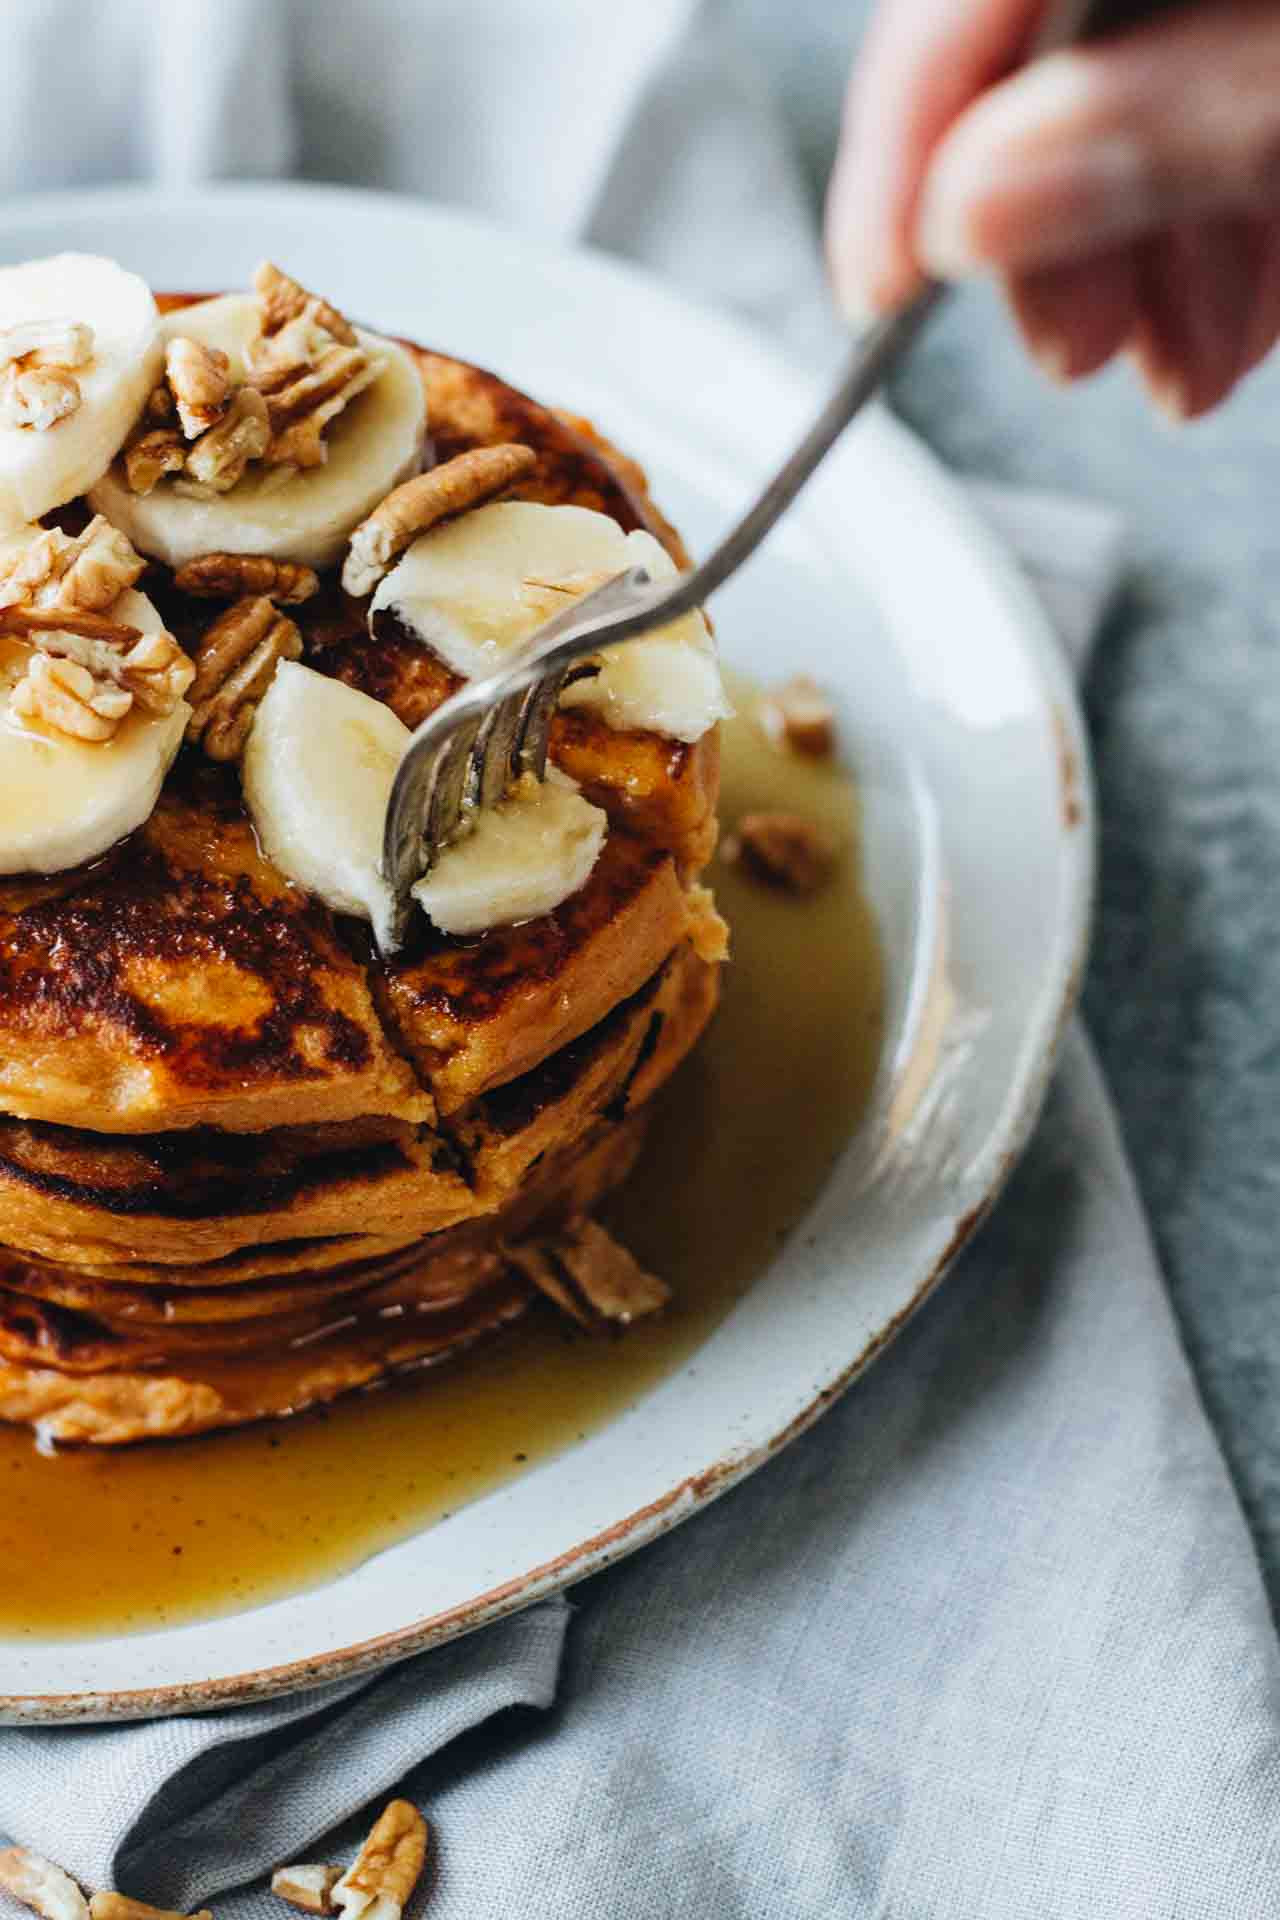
[7,0,1271,1607]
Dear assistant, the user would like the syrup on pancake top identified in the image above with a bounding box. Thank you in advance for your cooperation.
[0,255,731,1443]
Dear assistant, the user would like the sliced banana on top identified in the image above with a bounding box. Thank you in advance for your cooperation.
[412,770,607,937]
[0,254,162,525]
[89,294,426,573]
[0,587,188,877]
[243,660,408,953]
[369,500,730,743]
[243,660,608,947]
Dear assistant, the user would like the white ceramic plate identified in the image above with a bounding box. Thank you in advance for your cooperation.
[0,186,1091,1720]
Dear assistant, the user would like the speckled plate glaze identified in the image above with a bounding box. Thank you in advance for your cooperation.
[0,186,1092,1721]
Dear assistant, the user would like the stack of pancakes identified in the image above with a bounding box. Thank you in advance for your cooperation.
[0,318,723,1444]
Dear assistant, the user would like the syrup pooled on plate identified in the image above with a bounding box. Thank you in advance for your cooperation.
[0,673,883,1637]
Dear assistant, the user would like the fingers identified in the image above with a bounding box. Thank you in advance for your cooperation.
[1129,218,1261,419]
[914,0,1280,283]
[1006,245,1140,384]
[825,0,1048,315]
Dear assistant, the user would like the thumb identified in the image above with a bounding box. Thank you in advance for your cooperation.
[915,0,1280,280]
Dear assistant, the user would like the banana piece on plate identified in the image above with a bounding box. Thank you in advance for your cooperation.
[0,254,162,524]
[244,660,608,947]
[368,500,730,742]
[0,567,189,875]
[89,294,426,572]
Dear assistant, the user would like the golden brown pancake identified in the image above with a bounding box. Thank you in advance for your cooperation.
[0,294,725,1439]
[0,1117,646,1445]
[0,324,717,1139]
[0,942,715,1271]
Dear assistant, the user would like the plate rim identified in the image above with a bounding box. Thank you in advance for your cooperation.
[0,182,1094,1720]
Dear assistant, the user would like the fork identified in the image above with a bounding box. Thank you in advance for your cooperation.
[380,0,1170,953]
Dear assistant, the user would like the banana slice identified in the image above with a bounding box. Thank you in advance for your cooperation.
[242,660,408,952]
[0,254,162,525]
[244,661,608,946]
[412,770,607,936]
[369,501,729,742]
[89,295,426,573]
[0,588,187,876]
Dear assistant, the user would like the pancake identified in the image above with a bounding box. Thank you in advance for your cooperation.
[0,319,718,1139]
[0,280,726,1440]
[0,1116,647,1445]
[0,941,716,1271]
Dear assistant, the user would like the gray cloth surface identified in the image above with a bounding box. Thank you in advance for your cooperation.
[0,2,1278,1914]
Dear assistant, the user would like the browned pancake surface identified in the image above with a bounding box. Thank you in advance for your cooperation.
[0,312,721,1141]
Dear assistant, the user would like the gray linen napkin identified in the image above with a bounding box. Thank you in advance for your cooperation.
[2,4,1279,1915]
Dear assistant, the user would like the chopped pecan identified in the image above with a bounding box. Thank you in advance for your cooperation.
[0,603,141,646]
[686,882,730,964]
[0,516,144,615]
[182,386,270,494]
[342,443,537,596]
[123,425,186,494]
[89,1897,210,1920]
[723,811,838,896]
[332,1801,429,1920]
[244,264,381,469]
[165,335,232,439]
[258,342,383,469]
[1,363,80,430]
[173,552,319,603]
[271,1866,341,1916]
[56,518,145,612]
[186,594,302,760]
[10,652,133,741]
[0,1848,89,1920]
[757,674,836,759]
[508,1219,670,1328]
[254,260,357,347]
[0,320,93,369]
[115,629,195,715]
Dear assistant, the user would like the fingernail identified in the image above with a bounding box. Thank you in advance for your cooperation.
[1147,373,1192,426]
[1033,337,1074,385]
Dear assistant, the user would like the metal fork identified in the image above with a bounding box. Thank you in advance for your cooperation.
[379,289,941,950]
[380,0,1166,953]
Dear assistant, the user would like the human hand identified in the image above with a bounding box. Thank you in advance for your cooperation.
[826,0,1280,418]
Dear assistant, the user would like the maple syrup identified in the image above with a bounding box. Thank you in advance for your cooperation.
[0,675,883,1637]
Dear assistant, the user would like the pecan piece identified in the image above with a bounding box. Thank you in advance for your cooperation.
[723,811,839,896]
[0,1848,89,1920]
[173,552,319,603]
[332,1801,429,1920]
[165,335,232,439]
[10,652,133,741]
[342,443,537,597]
[123,426,186,494]
[186,593,302,761]
[254,260,357,347]
[271,1866,341,1915]
[0,603,142,646]
[1,363,81,431]
[0,319,93,369]
[757,674,836,759]
[182,386,270,494]
[508,1219,670,1328]
[48,515,145,613]
[260,343,382,469]
[90,1896,210,1920]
